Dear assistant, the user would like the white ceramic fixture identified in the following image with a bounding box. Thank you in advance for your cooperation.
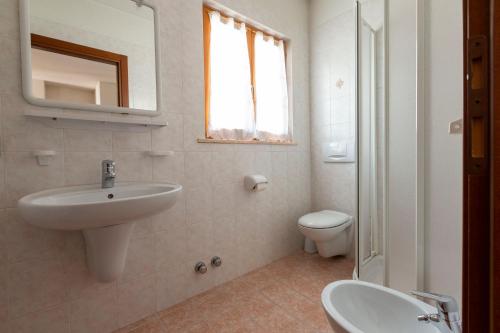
[321,280,441,333]
[18,182,182,282]
[298,210,353,257]
[243,174,268,192]
[32,150,57,166]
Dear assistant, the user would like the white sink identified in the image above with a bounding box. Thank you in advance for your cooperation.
[18,182,182,230]
[18,182,182,282]
[322,280,441,333]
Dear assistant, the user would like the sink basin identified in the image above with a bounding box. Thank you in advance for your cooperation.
[18,182,182,230]
[18,182,182,282]
[322,280,441,333]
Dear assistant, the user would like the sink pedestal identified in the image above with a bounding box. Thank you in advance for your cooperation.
[83,222,135,282]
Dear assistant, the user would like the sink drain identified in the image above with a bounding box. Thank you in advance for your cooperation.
[107,193,114,199]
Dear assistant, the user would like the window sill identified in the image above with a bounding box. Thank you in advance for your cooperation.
[197,138,297,145]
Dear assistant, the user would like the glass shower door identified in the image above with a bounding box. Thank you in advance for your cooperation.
[356,0,386,285]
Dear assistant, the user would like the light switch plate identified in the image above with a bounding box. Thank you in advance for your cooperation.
[449,118,463,134]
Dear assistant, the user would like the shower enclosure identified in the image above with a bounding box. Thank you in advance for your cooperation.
[309,0,385,284]
[356,0,386,285]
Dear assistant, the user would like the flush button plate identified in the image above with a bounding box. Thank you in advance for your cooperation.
[322,141,355,163]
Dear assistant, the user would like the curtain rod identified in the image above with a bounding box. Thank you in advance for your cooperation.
[204,6,285,44]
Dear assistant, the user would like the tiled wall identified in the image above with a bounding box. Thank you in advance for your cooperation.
[0,0,311,331]
[310,0,357,219]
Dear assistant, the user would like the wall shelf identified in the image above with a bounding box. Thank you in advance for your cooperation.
[145,150,174,157]
[33,150,56,166]
[24,109,168,127]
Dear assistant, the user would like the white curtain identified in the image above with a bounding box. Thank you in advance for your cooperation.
[254,32,290,141]
[208,11,255,140]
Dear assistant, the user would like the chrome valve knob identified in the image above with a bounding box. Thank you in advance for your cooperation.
[211,256,222,267]
[194,262,207,274]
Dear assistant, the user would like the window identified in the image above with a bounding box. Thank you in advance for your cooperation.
[203,6,291,143]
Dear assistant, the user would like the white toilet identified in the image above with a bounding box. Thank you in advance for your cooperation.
[298,210,353,258]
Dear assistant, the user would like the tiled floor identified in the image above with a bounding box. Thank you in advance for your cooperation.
[115,251,354,333]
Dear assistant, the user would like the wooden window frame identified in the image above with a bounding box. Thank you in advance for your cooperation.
[30,33,129,107]
[202,5,293,145]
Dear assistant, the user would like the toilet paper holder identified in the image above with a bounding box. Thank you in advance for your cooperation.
[244,175,268,192]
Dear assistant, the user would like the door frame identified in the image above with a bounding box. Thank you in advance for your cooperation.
[463,0,500,332]
[491,1,500,331]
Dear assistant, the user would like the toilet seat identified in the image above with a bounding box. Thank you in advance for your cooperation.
[298,210,350,229]
[297,210,353,257]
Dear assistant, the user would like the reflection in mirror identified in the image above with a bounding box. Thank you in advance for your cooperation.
[28,0,157,111]
[31,34,127,107]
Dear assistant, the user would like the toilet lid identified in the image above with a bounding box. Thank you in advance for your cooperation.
[298,210,351,229]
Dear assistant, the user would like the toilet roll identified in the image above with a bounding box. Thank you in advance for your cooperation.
[244,175,268,192]
[253,182,267,192]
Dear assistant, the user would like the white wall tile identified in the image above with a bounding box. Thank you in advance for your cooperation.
[120,235,155,283]
[4,152,64,207]
[0,0,19,41]
[210,151,236,186]
[8,258,68,317]
[212,183,236,220]
[152,152,185,183]
[155,269,186,311]
[1,95,64,152]
[116,275,156,327]
[0,213,6,267]
[112,152,152,182]
[3,208,65,263]
[64,152,111,185]
[63,129,112,152]
[154,223,188,273]
[151,113,184,152]
[182,115,209,152]
[131,217,154,239]
[0,157,8,210]
[152,193,186,232]
[233,151,256,179]
[112,131,151,152]
[186,219,213,264]
[0,264,7,329]
[185,187,212,226]
[184,152,211,189]
[69,287,119,333]
[0,38,21,94]
[8,305,70,333]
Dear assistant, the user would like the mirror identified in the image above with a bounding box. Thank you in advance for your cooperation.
[21,0,160,114]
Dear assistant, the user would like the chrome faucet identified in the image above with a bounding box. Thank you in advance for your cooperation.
[410,290,461,333]
[101,160,116,188]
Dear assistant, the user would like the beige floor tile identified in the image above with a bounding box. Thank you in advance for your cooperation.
[115,252,354,333]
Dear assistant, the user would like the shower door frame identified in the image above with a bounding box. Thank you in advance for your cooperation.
[355,0,388,286]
